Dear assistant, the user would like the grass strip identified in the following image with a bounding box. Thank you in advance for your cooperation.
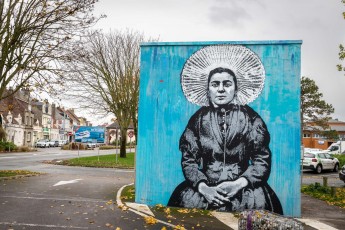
[0,170,41,178]
[302,183,345,208]
[121,184,135,202]
[61,153,134,169]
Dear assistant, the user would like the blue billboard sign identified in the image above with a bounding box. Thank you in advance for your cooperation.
[74,126,105,143]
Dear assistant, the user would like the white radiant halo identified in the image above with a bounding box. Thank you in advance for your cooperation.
[181,45,265,106]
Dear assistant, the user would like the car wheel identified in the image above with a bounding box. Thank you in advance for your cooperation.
[333,164,339,172]
[315,165,322,174]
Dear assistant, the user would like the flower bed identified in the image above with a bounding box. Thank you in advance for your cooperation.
[238,210,304,230]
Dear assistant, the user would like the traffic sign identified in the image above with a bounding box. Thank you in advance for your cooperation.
[128,131,134,138]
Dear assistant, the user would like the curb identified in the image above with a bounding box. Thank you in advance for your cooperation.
[115,184,342,230]
[116,183,177,228]
[0,173,43,181]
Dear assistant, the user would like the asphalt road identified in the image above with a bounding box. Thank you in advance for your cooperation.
[1,148,344,229]
[0,148,179,229]
[302,169,345,188]
[0,148,231,230]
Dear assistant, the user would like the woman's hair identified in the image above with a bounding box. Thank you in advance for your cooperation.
[208,67,238,91]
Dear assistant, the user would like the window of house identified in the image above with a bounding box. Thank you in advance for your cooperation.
[27,132,31,142]
[313,133,320,138]
[303,133,311,138]
[26,116,29,125]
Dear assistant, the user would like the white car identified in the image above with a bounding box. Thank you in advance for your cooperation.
[58,140,68,146]
[303,151,340,174]
[36,139,50,148]
[87,142,96,148]
[48,140,58,147]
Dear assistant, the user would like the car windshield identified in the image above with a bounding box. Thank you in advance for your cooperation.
[304,153,315,158]
[329,146,339,151]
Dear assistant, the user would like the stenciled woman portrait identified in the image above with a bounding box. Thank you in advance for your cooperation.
[168,45,283,214]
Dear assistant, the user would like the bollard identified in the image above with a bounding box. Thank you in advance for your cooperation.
[323,177,328,187]
[331,187,337,197]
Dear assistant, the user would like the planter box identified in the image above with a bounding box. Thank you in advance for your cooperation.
[239,210,304,230]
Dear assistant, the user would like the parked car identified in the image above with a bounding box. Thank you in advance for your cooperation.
[52,140,59,147]
[59,140,68,147]
[304,148,322,152]
[86,142,96,148]
[340,165,345,183]
[303,151,340,174]
[36,139,50,148]
[48,140,59,147]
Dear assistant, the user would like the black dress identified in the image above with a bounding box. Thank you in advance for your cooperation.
[168,104,283,214]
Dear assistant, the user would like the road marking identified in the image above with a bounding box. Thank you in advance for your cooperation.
[297,218,339,230]
[211,211,238,230]
[53,179,83,186]
[1,195,104,203]
[126,202,155,216]
[0,157,16,159]
[0,221,88,229]
[117,183,177,228]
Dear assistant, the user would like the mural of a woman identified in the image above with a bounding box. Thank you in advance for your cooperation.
[168,45,283,214]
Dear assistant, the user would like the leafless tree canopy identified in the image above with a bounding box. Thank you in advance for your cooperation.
[63,30,153,157]
[0,0,101,100]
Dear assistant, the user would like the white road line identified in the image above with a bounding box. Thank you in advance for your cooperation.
[126,202,155,216]
[298,218,339,230]
[0,222,88,229]
[117,183,177,228]
[1,195,104,203]
[53,179,83,186]
[211,211,238,230]
[0,157,16,159]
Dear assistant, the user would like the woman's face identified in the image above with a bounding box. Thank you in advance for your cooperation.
[208,72,236,107]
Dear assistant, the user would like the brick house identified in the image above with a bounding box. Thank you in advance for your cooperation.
[0,89,35,146]
[302,119,345,149]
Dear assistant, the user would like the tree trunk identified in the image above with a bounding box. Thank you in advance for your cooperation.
[120,128,127,158]
[0,125,6,141]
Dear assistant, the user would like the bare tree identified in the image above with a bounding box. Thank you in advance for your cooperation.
[63,30,151,158]
[0,0,101,101]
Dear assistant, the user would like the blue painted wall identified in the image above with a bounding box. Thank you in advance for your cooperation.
[136,41,302,217]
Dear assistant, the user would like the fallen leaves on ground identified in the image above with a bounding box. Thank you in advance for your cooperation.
[174,224,186,230]
[177,208,190,214]
[106,200,113,205]
[164,207,171,215]
[144,216,158,225]
[117,204,128,211]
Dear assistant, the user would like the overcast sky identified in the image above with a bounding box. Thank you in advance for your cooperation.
[87,0,345,124]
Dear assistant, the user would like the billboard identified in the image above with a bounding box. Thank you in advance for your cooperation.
[74,126,105,143]
[136,41,302,217]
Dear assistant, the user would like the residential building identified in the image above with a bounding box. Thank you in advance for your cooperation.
[105,121,135,145]
[302,118,345,149]
[0,89,35,146]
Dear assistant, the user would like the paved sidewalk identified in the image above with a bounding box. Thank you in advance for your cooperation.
[301,193,345,230]
[118,184,345,230]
